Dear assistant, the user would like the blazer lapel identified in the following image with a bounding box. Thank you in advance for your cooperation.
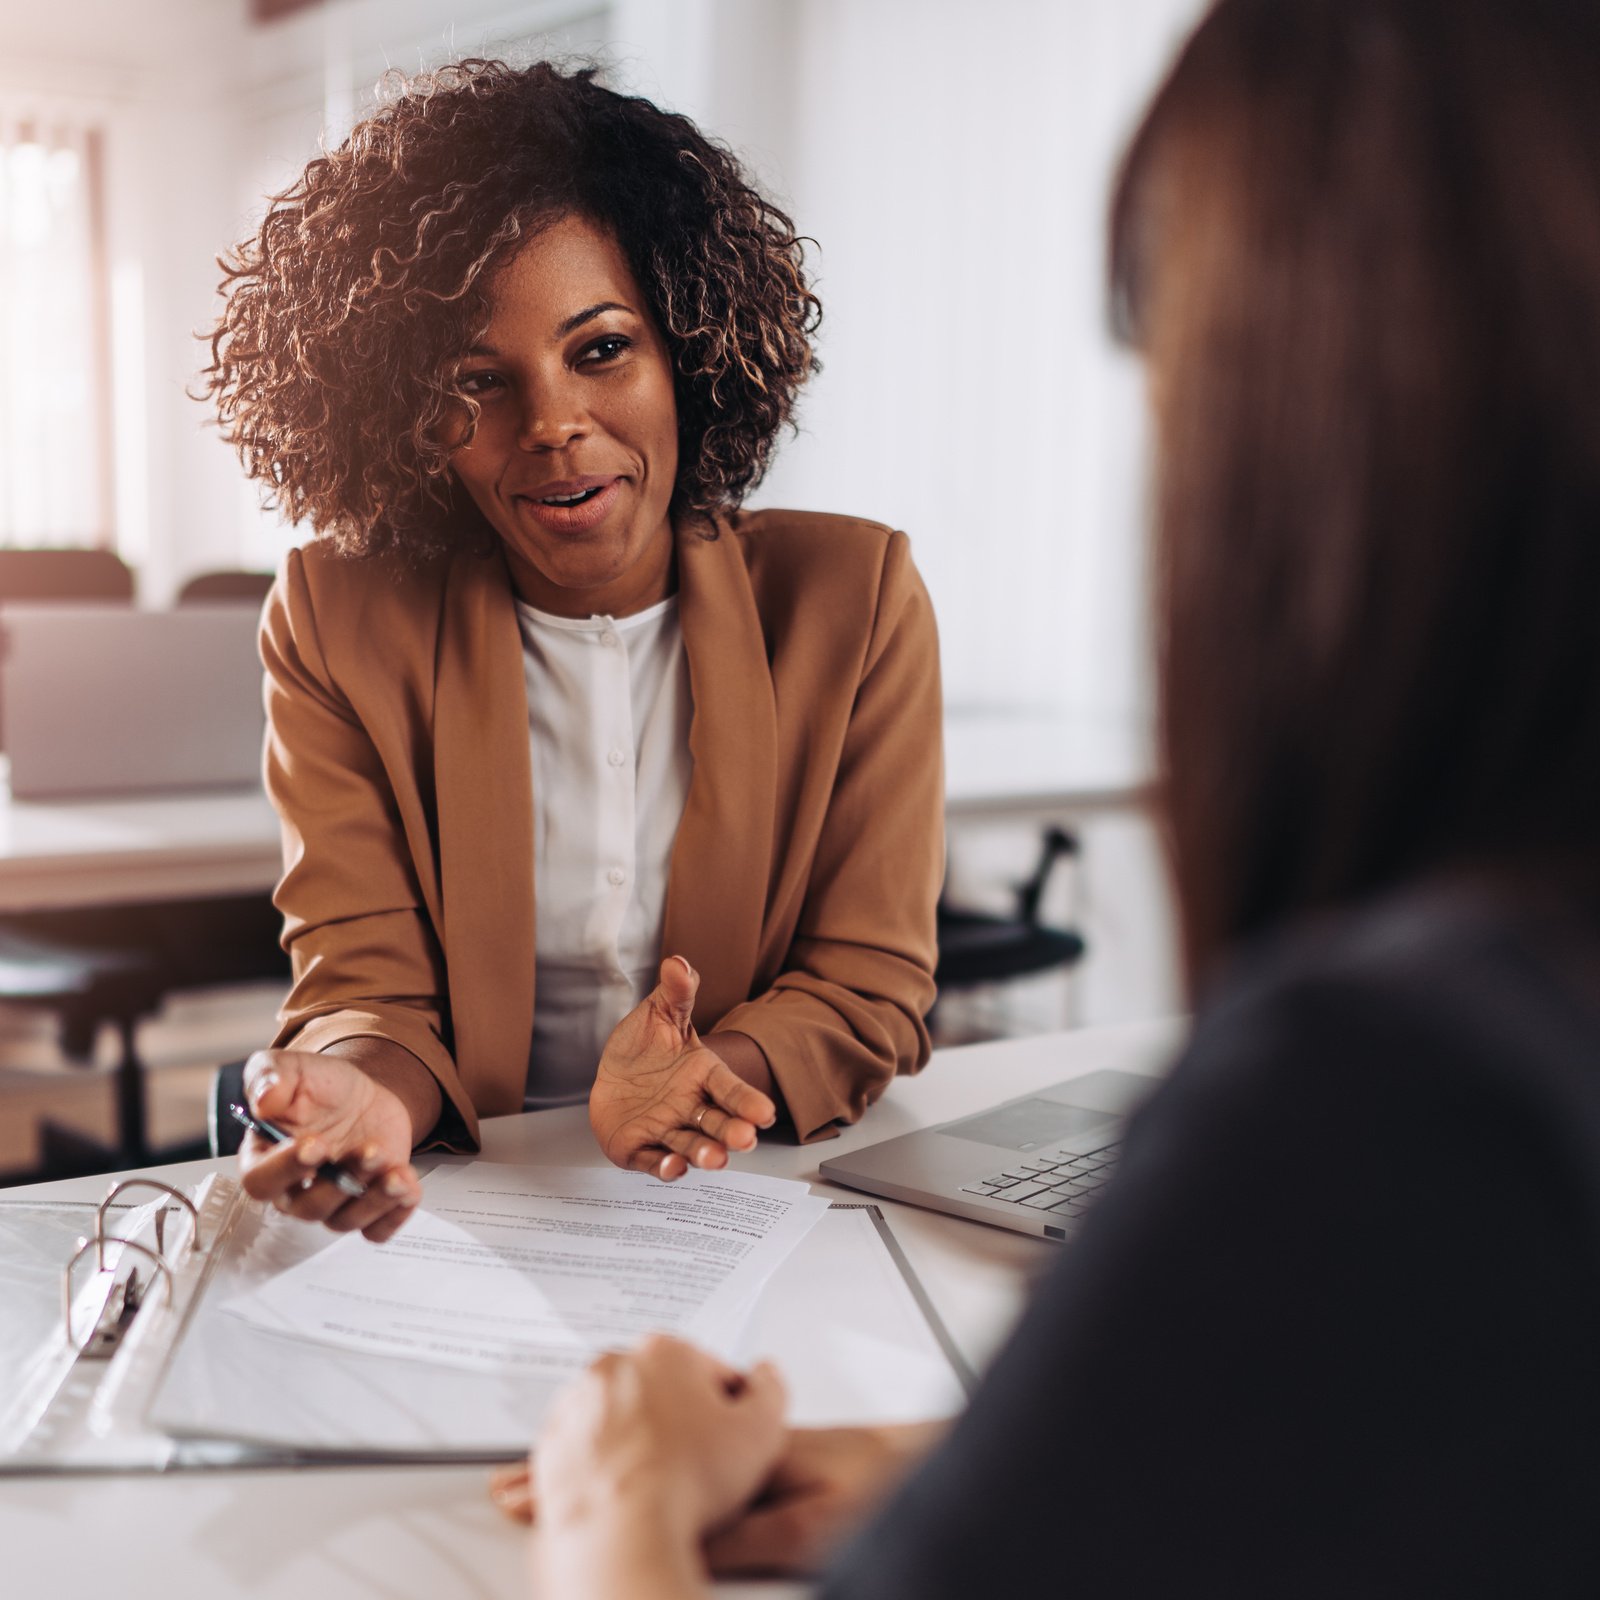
[663,519,778,1030]
[434,549,536,1113]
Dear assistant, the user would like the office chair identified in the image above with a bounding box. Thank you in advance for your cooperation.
[3,897,290,1180]
[210,1058,250,1158]
[177,570,275,605]
[0,547,135,754]
[934,825,1088,1019]
[0,547,134,603]
[1,919,176,1176]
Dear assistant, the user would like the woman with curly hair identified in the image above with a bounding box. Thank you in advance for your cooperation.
[203,60,943,1240]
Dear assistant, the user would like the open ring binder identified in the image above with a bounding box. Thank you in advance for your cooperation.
[61,1180,201,1357]
[0,1170,252,1474]
[1,1167,973,1477]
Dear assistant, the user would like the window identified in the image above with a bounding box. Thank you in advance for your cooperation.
[0,110,113,547]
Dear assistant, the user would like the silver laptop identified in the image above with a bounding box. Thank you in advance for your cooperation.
[819,1069,1160,1240]
[0,604,266,799]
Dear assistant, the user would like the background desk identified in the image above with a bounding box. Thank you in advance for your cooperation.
[0,1018,1181,1600]
[0,770,280,914]
[0,709,1152,914]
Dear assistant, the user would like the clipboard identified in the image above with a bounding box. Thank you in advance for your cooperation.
[0,1169,975,1476]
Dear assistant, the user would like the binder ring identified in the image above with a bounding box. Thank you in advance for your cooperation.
[62,1234,175,1354]
[96,1179,202,1265]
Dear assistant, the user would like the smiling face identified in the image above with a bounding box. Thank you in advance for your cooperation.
[447,214,680,616]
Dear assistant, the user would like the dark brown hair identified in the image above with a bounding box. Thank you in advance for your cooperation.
[1111,0,1600,987]
[201,59,820,556]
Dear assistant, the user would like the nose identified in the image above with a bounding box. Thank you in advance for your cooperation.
[514,378,588,453]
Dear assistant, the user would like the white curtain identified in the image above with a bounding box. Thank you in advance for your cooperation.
[0,105,108,547]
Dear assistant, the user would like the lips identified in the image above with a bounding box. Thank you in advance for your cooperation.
[511,475,624,535]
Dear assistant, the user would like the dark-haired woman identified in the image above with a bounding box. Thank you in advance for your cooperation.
[203,62,942,1241]
[499,1,1600,1593]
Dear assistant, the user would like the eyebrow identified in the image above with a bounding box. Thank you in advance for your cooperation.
[558,300,633,337]
[465,301,634,358]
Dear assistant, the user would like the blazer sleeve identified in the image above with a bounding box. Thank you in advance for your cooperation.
[261,547,479,1147]
[712,531,943,1142]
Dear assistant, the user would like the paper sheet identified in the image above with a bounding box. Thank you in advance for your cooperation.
[224,1163,829,1378]
[737,1206,970,1424]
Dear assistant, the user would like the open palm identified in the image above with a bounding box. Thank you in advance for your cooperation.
[590,957,776,1180]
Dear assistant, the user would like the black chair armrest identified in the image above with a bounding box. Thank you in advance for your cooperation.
[209,1059,250,1158]
[1014,825,1080,924]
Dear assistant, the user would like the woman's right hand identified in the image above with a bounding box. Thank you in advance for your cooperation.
[237,1049,424,1242]
[590,958,776,1182]
[703,1422,946,1574]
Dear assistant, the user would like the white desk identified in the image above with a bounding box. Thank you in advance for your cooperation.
[0,711,1150,914]
[0,1018,1182,1600]
[0,773,281,914]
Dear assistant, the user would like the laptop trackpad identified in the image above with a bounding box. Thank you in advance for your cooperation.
[939,1099,1119,1153]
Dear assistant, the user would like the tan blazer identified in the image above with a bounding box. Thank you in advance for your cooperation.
[260,509,944,1145]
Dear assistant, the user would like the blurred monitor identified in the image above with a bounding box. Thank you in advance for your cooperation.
[0,605,265,799]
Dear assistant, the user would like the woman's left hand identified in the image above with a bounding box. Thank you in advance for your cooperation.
[590,957,777,1180]
[529,1337,788,1591]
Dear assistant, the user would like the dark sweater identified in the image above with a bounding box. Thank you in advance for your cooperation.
[824,886,1600,1598]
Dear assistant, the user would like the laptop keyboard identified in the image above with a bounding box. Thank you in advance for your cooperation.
[960,1142,1121,1221]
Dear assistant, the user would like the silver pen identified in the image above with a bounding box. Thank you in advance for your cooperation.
[228,1101,369,1198]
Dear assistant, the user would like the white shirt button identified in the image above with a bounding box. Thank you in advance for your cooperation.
[607,867,626,887]
[599,629,619,648]
[607,747,626,767]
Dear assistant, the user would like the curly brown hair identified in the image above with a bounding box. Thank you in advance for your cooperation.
[200,59,821,557]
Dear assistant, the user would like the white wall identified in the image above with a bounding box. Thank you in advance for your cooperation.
[762,0,1200,722]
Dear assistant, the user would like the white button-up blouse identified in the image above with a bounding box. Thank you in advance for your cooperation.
[513,594,693,1106]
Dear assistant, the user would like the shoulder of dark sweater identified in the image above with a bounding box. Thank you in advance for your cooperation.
[823,882,1600,1599]
[1121,877,1600,1243]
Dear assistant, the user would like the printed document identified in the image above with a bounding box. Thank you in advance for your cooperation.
[225,1164,828,1378]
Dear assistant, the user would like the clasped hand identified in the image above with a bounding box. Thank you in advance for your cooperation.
[490,1336,941,1579]
[589,956,777,1182]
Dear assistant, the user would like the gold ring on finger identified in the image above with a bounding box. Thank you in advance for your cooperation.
[693,1104,709,1130]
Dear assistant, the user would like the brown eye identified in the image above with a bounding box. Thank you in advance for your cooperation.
[580,335,632,366]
